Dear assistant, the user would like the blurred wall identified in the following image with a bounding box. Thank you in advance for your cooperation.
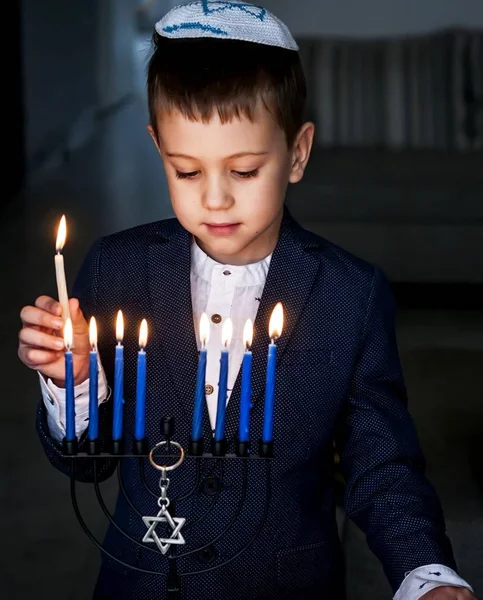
[21,0,136,172]
[98,0,136,109]
[21,0,98,168]
[4,1,24,202]
[261,0,483,37]
[260,0,483,284]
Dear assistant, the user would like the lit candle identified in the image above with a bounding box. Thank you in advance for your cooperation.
[63,317,76,441]
[214,318,233,442]
[134,319,148,441]
[54,215,71,324]
[191,313,210,441]
[262,303,284,443]
[112,310,124,441]
[238,319,253,443]
[88,317,99,441]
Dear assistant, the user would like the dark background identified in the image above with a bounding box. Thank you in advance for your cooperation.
[1,1,482,598]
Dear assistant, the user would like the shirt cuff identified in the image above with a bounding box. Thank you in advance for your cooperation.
[394,564,474,600]
[39,356,109,440]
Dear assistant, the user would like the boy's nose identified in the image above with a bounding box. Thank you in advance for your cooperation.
[201,177,235,211]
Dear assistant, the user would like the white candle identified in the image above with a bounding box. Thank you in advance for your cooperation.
[55,215,71,323]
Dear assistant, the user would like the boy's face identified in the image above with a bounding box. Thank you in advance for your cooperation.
[149,106,314,265]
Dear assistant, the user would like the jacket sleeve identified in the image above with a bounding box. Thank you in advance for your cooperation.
[334,267,457,592]
[36,238,118,483]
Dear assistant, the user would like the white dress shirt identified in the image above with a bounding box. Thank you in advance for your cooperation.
[38,239,473,600]
[189,239,271,430]
[39,355,109,443]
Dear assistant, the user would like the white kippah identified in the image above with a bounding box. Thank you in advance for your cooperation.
[155,1,298,51]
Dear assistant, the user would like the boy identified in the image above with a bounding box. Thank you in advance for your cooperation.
[18,2,476,599]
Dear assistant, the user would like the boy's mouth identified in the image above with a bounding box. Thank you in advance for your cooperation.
[204,223,241,236]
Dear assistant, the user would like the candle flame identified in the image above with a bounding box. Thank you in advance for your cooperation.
[89,316,97,349]
[139,319,148,348]
[222,317,233,348]
[269,302,284,340]
[56,215,67,252]
[64,317,73,350]
[116,310,124,343]
[200,313,210,346]
[243,319,253,350]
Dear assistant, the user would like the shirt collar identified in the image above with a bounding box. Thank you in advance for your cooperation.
[191,238,272,286]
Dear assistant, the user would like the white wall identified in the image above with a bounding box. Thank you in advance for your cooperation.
[261,0,483,37]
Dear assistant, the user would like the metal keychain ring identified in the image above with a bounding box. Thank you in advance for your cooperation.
[148,441,185,472]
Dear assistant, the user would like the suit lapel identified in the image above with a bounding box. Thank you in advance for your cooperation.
[223,210,323,445]
[147,223,200,428]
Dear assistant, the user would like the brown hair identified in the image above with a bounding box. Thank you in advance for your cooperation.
[146,33,307,146]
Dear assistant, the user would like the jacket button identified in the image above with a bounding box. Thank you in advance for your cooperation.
[197,545,217,564]
[211,314,222,324]
[202,476,221,496]
[205,384,214,395]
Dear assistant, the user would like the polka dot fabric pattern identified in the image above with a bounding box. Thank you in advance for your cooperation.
[36,208,457,599]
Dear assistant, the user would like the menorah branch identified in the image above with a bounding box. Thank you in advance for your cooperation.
[64,419,274,599]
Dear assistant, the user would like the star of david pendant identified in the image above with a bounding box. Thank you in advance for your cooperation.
[142,506,186,555]
[143,440,187,555]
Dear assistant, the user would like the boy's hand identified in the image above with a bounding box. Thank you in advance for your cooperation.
[420,586,476,599]
[18,296,90,387]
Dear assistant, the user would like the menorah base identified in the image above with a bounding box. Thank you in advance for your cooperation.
[65,418,274,600]
[167,531,182,600]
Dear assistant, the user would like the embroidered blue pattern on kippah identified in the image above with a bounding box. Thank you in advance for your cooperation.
[163,21,228,35]
[157,1,298,49]
[199,1,266,21]
[163,2,266,37]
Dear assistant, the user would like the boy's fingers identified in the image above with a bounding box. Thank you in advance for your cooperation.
[21,346,62,367]
[69,299,89,339]
[19,327,65,351]
[20,306,64,331]
[69,298,87,326]
[69,297,79,312]
[34,295,62,316]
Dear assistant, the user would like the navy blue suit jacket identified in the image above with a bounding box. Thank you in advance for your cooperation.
[37,209,456,599]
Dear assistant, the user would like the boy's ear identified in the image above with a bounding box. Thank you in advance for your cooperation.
[289,122,315,184]
[147,124,162,155]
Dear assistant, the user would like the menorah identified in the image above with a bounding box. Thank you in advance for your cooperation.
[62,417,274,600]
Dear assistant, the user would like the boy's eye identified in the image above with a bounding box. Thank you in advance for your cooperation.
[175,169,259,179]
[175,170,199,179]
[233,169,259,179]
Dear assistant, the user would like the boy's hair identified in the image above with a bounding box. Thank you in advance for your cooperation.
[146,33,307,147]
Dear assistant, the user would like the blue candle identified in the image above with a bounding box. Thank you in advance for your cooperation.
[192,347,207,441]
[262,303,284,443]
[238,319,253,442]
[214,318,232,442]
[64,318,76,441]
[88,317,99,441]
[112,310,124,441]
[192,313,210,441]
[88,350,99,439]
[135,319,148,441]
[215,349,229,441]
